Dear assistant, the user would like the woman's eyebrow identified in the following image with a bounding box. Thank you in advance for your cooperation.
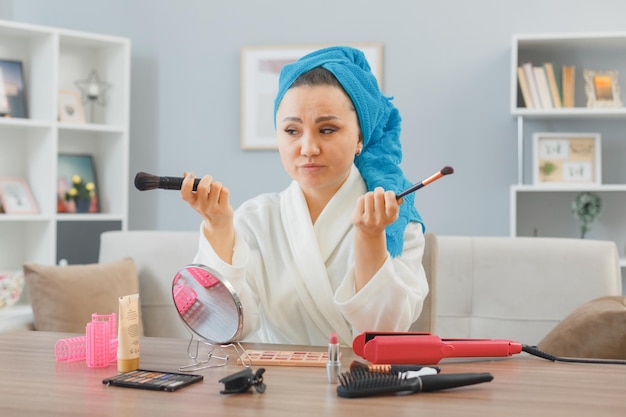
[279,115,341,124]
[315,115,341,123]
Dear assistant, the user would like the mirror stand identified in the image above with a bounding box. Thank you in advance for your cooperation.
[178,332,252,372]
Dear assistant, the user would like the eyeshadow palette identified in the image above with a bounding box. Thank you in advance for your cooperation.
[103,369,203,392]
[240,349,339,367]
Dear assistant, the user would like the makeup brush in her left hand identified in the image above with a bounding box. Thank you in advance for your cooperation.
[134,172,200,191]
[396,166,454,199]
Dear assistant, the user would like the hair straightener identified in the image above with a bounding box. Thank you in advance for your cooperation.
[353,332,522,364]
[353,331,626,365]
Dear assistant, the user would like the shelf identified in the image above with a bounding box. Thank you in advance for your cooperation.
[512,184,626,192]
[511,107,626,118]
[0,118,53,129]
[510,32,626,269]
[0,214,51,222]
[55,213,125,221]
[57,122,126,133]
[0,19,129,267]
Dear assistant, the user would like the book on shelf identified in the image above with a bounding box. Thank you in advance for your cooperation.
[562,65,575,108]
[517,66,534,108]
[543,62,562,108]
[522,62,542,109]
[533,66,553,109]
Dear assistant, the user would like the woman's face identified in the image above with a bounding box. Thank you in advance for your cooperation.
[276,84,361,201]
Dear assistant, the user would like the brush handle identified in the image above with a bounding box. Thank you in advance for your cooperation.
[418,372,493,392]
[396,167,452,199]
[159,176,200,191]
[396,183,424,199]
[391,364,440,373]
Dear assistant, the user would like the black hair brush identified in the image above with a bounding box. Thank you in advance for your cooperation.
[337,369,493,398]
[134,172,200,191]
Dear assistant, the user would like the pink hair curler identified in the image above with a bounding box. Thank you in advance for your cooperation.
[55,313,118,366]
[55,335,88,362]
[188,266,220,288]
[86,320,111,368]
[173,283,198,314]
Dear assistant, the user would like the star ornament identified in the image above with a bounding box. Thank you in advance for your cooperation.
[75,70,112,106]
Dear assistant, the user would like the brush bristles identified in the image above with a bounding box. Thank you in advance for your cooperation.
[337,370,417,398]
[441,166,454,175]
[349,361,392,373]
[134,172,161,191]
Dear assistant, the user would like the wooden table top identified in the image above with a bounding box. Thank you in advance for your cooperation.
[0,331,625,417]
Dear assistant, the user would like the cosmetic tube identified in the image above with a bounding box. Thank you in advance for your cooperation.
[117,293,140,372]
[327,332,341,384]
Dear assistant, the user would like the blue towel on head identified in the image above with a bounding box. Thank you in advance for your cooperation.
[274,46,424,257]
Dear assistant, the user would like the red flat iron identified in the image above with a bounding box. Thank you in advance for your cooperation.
[353,332,523,364]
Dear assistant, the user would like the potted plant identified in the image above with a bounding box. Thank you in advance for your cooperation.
[572,192,602,239]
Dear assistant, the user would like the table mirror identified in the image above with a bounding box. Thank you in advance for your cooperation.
[172,264,250,371]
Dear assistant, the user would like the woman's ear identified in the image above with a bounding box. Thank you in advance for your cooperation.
[355,134,363,156]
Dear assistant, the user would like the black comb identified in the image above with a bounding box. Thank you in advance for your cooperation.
[337,369,493,398]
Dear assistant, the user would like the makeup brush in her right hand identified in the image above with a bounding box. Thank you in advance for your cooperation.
[134,172,200,191]
[396,166,454,199]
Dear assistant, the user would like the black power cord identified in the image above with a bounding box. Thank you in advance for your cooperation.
[522,345,626,365]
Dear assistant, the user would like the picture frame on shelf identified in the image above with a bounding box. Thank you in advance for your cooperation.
[57,153,100,213]
[583,70,623,108]
[0,60,27,118]
[57,89,85,123]
[532,132,602,186]
[0,177,38,214]
[239,42,383,150]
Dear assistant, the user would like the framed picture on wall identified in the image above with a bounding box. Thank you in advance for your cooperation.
[532,132,602,186]
[0,59,27,118]
[239,42,383,150]
[57,153,100,213]
[0,177,38,214]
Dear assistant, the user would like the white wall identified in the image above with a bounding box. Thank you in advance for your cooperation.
[5,0,626,239]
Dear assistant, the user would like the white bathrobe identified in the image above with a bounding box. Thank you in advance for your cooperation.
[193,165,428,346]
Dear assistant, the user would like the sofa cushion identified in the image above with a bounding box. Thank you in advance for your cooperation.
[537,295,626,359]
[23,258,144,334]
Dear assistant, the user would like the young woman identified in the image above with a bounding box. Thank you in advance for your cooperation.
[181,46,427,346]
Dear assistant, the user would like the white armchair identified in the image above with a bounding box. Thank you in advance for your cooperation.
[434,236,623,345]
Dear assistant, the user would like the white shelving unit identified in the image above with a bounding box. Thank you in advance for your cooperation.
[510,32,626,271]
[0,19,130,270]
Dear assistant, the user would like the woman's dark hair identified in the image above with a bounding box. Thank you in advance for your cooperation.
[290,66,354,112]
[291,66,344,90]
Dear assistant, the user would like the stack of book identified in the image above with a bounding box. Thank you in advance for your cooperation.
[517,62,575,109]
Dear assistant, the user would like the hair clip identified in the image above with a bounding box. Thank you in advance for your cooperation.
[219,367,266,394]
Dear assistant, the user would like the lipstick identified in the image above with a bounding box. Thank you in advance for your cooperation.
[327,332,341,384]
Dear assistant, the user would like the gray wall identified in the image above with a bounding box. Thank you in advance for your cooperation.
[4,0,626,238]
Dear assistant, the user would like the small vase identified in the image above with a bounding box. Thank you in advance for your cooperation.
[75,198,91,213]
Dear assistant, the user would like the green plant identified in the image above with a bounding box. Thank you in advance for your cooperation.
[64,174,95,202]
[572,192,602,239]
[540,161,557,176]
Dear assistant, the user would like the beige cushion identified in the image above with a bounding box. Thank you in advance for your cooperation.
[23,258,144,334]
[537,296,626,359]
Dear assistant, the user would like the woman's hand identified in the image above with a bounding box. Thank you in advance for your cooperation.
[352,187,400,291]
[353,186,400,235]
[180,173,235,263]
